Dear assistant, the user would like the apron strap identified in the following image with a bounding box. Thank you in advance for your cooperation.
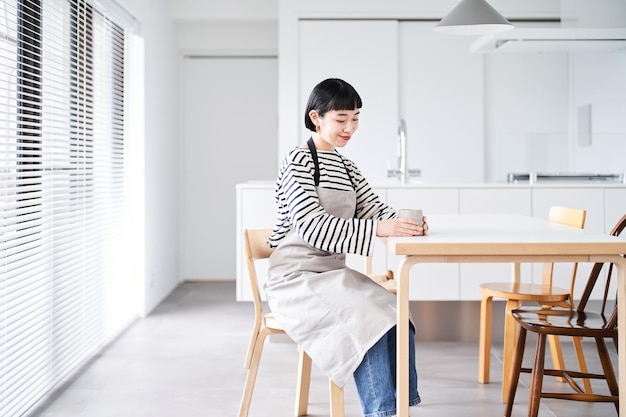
[307,137,356,189]
[307,137,321,186]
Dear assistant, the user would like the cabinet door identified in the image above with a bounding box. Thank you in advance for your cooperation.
[459,188,533,300]
[386,187,460,300]
[299,20,399,184]
[399,22,484,183]
[605,187,626,233]
[532,187,605,299]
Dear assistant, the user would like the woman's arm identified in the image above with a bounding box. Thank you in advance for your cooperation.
[275,151,377,256]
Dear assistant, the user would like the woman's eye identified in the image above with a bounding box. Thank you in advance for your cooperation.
[336,119,346,123]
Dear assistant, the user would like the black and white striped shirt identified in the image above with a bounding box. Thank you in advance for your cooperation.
[269,146,396,256]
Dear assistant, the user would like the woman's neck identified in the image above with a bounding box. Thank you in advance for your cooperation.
[310,134,334,152]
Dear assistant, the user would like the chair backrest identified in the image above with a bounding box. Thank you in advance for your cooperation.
[243,228,274,313]
[548,206,587,229]
[576,213,626,329]
[541,206,587,296]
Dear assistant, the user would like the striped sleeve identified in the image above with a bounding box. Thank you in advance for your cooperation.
[269,148,380,256]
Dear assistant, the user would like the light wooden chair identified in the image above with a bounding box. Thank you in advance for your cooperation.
[237,228,338,417]
[478,206,587,402]
[505,213,626,417]
[238,228,396,417]
[363,255,396,294]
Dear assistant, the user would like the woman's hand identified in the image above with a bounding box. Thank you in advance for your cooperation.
[376,217,428,237]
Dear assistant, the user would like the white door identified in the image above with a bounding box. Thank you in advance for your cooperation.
[180,55,278,280]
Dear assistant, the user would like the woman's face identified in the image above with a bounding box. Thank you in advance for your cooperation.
[310,108,360,151]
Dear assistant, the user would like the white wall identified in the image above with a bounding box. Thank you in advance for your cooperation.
[168,0,277,21]
[120,0,181,315]
[561,0,626,27]
[175,20,277,52]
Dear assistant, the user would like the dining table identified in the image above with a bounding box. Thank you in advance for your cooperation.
[387,214,626,417]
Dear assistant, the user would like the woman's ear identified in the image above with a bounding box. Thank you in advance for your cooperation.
[309,110,320,126]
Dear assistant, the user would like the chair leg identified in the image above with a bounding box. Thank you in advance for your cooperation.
[238,328,271,417]
[595,337,619,412]
[572,336,593,393]
[329,379,345,417]
[501,298,521,403]
[528,333,547,417]
[295,347,312,416]
[547,334,566,383]
[504,325,526,417]
[244,324,261,369]
[478,293,493,384]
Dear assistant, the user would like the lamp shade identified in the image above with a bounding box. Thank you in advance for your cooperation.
[433,0,514,35]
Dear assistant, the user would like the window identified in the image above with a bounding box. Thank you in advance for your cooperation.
[0,1,133,415]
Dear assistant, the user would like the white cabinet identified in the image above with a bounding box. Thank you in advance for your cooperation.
[605,187,626,232]
[602,187,626,301]
[458,187,533,300]
[386,187,460,300]
[532,187,605,232]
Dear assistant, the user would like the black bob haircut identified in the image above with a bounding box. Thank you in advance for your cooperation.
[304,78,363,132]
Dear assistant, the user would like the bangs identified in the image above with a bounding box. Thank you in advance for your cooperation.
[327,88,362,111]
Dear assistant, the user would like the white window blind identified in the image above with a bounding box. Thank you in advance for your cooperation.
[0,1,134,416]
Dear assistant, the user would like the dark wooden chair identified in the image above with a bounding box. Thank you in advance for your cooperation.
[479,206,588,401]
[504,213,626,417]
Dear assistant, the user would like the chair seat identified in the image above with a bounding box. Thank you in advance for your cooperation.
[264,312,283,330]
[512,306,617,338]
[480,282,570,302]
[368,271,397,293]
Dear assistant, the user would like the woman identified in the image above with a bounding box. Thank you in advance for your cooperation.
[265,78,427,417]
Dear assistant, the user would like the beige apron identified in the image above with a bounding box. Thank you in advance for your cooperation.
[265,143,397,388]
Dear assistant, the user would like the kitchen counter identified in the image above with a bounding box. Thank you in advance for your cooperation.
[236,181,626,301]
[238,180,626,189]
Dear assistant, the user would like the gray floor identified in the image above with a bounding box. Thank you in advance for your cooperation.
[30,282,618,417]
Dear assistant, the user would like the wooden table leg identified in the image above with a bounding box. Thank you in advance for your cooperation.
[396,256,414,417]
[502,298,521,403]
[616,258,626,417]
[501,262,522,403]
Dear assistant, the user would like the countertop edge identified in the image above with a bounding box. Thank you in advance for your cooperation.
[236,181,626,189]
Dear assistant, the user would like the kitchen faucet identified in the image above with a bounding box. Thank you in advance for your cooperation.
[387,119,421,183]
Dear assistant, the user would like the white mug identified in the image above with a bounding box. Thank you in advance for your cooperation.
[397,208,423,226]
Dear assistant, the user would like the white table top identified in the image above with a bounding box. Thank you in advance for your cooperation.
[387,214,626,257]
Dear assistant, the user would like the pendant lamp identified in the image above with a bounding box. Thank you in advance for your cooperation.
[433,0,513,35]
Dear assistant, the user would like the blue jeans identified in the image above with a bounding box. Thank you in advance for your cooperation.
[353,325,420,417]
